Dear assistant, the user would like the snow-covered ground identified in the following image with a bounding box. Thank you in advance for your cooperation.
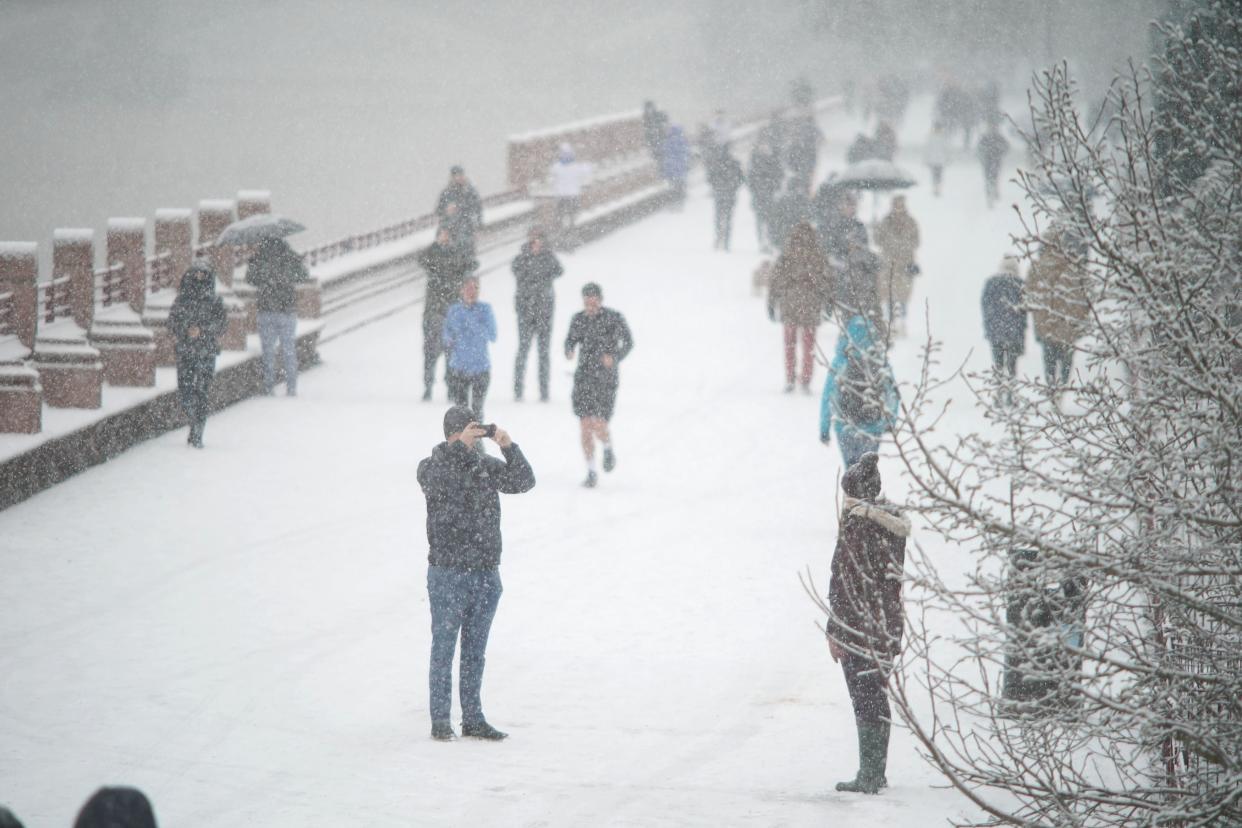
[0,98,1034,826]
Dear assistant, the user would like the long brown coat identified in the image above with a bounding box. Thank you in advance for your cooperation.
[769,223,833,327]
[1027,248,1090,346]
[874,208,919,311]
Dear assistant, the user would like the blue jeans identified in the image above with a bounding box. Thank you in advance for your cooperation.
[257,311,298,394]
[427,565,503,726]
[837,426,879,469]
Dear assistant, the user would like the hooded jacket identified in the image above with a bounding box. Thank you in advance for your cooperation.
[417,440,535,570]
[982,272,1027,349]
[820,315,899,440]
[168,263,227,359]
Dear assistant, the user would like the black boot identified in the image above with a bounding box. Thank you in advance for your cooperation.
[835,721,886,794]
[188,420,205,449]
[461,720,508,741]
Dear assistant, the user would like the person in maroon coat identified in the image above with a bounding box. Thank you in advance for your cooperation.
[826,451,910,794]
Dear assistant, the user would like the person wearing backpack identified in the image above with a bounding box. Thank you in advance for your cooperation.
[820,311,898,467]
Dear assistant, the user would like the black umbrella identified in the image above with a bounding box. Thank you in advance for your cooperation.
[835,160,917,191]
[216,214,306,246]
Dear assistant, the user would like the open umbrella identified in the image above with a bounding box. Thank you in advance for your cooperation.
[834,160,917,191]
[216,214,306,246]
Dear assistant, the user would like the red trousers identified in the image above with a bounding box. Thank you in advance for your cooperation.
[783,324,817,386]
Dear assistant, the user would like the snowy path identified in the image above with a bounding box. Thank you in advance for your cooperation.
[1,98,1034,826]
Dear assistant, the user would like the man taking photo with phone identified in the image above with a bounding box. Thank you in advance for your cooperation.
[417,406,536,742]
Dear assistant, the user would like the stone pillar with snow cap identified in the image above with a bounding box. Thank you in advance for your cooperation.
[198,199,247,350]
[90,219,156,387]
[233,190,271,332]
[33,231,103,408]
[0,242,43,433]
[143,208,194,365]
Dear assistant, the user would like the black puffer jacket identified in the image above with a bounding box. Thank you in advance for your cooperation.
[418,242,478,319]
[417,441,535,570]
[168,263,227,359]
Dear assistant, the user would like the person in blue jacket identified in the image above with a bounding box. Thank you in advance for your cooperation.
[661,124,691,205]
[820,312,899,467]
[443,275,497,421]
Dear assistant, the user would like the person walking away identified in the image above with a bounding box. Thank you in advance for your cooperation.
[770,178,814,253]
[565,282,633,488]
[642,100,667,162]
[661,125,691,207]
[976,122,1010,208]
[821,191,868,267]
[1026,233,1089,389]
[748,139,783,253]
[511,231,564,401]
[820,308,898,467]
[825,452,910,795]
[418,406,535,742]
[981,254,1027,390]
[837,235,881,319]
[436,165,483,237]
[168,259,227,449]
[549,143,592,249]
[872,121,897,162]
[768,221,832,393]
[873,195,920,334]
[785,110,822,195]
[924,121,950,197]
[443,275,496,421]
[245,236,308,396]
[418,228,478,401]
[708,143,745,251]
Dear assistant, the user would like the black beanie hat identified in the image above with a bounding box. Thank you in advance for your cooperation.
[582,282,602,298]
[442,405,475,438]
[842,452,882,500]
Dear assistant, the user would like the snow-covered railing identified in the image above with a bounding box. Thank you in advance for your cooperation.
[93,261,126,308]
[38,274,73,324]
[0,289,16,343]
[507,109,646,191]
[146,250,174,294]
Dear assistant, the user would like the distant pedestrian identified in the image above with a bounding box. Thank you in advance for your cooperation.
[708,143,745,251]
[872,121,897,162]
[837,236,881,319]
[976,123,1010,208]
[245,236,308,396]
[748,139,783,252]
[511,231,564,402]
[565,283,633,488]
[820,309,897,467]
[642,100,668,162]
[821,191,868,266]
[785,111,822,194]
[436,166,483,236]
[768,222,833,393]
[418,406,535,742]
[924,122,950,197]
[981,254,1027,381]
[873,195,920,332]
[550,143,592,248]
[770,179,814,252]
[826,452,910,795]
[74,786,158,828]
[418,228,478,401]
[1027,234,1089,388]
[168,259,227,449]
[443,275,497,421]
[661,125,691,206]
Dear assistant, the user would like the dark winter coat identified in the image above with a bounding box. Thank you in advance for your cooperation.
[981,273,1027,349]
[785,115,821,180]
[417,440,536,571]
[708,153,745,204]
[977,130,1010,172]
[769,223,833,327]
[769,190,813,250]
[822,214,868,264]
[837,246,881,316]
[245,238,308,314]
[168,263,227,360]
[643,104,668,160]
[748,146,783,208]
[511,243,564,318]
[418,242,478,319]
[565,307,633,383]
[827,496,909,656]
[435,181,483,228]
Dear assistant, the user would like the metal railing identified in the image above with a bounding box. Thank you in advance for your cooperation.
[146,250,174,294]
[94,261,126,308]
[38,275,73,324]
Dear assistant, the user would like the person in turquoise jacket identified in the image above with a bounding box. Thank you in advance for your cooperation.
[820,314,899,467]
[443,275,497,421]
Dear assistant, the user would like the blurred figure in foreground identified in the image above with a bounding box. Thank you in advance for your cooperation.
[826,452,910,795]
[511,230,563,402]
[169,259,227,448]
[74,786,158,828]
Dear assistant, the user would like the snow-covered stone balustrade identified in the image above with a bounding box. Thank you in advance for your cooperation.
[0,243,41,433]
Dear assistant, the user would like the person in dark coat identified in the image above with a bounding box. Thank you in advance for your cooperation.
[769,179,814,252]
[821,191,868,266]
[708,143,745,251]
[981,254,1027,380]
[74,786,159,828]
[748,139,783,253]
[785,111,822,194]
[565,282,633,488]
[976,123,1010,208]
[435,166,483,240]
[768,222,833,392]
[418,228,478,401]
[168,259,227,448]
[245,236,308,396]
[642,100,668,162]
[872,121,897,162]
[418,406,535,742]
[511,232,564,402]
[826,452,910,795]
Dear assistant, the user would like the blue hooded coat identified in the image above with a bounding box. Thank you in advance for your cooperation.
[819,315,899,442]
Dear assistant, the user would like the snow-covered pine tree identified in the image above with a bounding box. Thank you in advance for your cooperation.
[887,3,1241,825]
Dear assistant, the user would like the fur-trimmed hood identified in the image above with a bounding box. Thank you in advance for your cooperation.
[842,495,911,538]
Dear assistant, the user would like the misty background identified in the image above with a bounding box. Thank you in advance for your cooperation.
[1,0,1160,262]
